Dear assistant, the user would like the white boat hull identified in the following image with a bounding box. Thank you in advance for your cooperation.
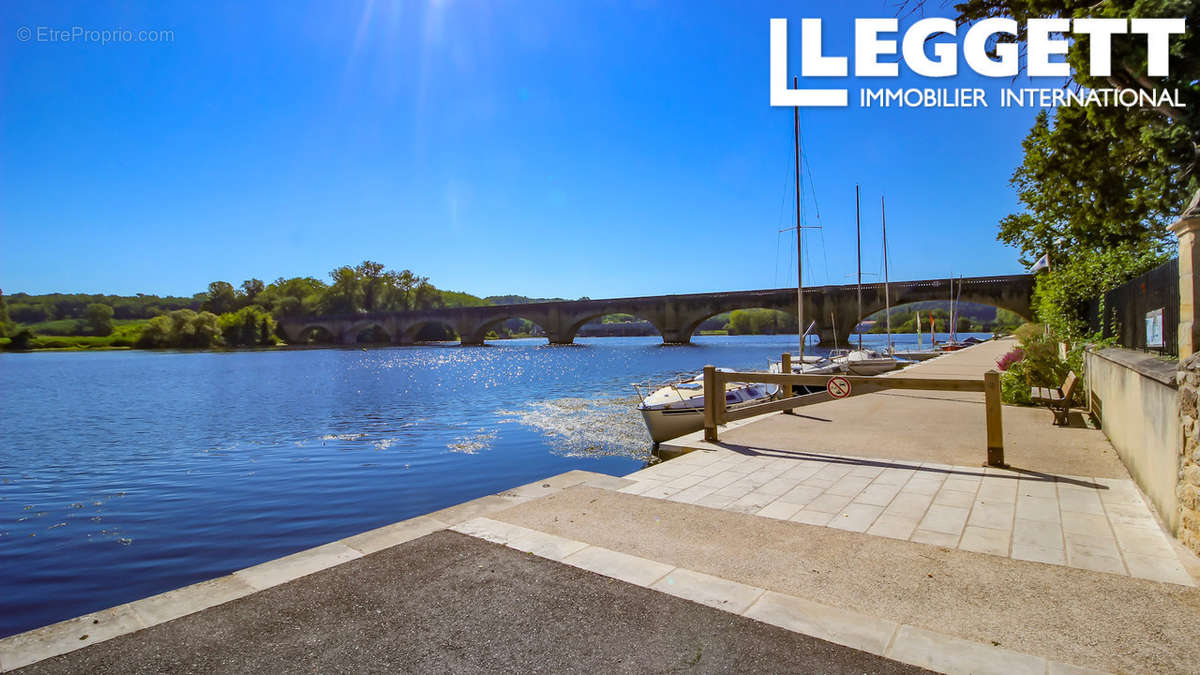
[842,359,899,376]
[637,379,779,444]
[640,406,707,444]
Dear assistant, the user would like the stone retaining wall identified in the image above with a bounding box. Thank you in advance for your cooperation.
[1178,354,1200,555]
[1086,348,1180,531]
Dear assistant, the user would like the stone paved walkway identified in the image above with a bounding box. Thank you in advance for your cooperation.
[621,447,1196,586]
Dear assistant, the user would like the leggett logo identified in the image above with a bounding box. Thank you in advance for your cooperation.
[769,17,1187,109]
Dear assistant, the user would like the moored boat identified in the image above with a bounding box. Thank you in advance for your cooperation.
[830,347,909,375]
[634,371,780,443]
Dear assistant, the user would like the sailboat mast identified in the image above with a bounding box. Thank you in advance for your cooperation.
[948,277,953,342]
[855,184,862,350]
[882,195,890,352]
[793,76,804,360]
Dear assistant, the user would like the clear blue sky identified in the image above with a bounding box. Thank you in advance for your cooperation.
[2,1,1056,299]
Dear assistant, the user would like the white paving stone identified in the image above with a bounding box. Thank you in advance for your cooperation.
[901,477,946,496]
[651,568,765,614]
[623,450,1194,583]
[791,508,836,527]
[756,499,804,520]
[911,529,960,547]
[959,526,1011,556]
[1012,518,1064,551]
[665,484,716,504]
[919,504,970,536]
[1012,543,1067,565]
[967,500,1014,530]
[884,492,935,520]
[932,488,976,509]
[854,482,903,506]
[1061,511,1112,537]
[776,484,825,506]
[1123,552,1195,586]
[1111,525,1177,559]
[562,546,674,587]
[234,542,362,591]
[1016,479,1058,500]
[827,503,885,533]
[886,624,1046,675]
[826,476,873,497]
[1015,495,1062,524]
[805,492,856,514]
[744,591,899,656]
[866,514,919,540]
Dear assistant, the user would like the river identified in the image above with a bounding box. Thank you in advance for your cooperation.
[0,332,991,637]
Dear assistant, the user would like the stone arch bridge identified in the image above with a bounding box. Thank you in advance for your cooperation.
[276,274,1035,347]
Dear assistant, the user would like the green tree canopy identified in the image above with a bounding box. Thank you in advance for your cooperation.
[203,281,238,315]
[84,303,114,336]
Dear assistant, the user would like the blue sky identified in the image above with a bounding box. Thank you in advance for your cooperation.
[2,1,1060,299]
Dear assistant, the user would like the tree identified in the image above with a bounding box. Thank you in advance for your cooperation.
[0,289,11,338]
[137,315,175,347]
[137,310,222,348]
[240,279,265,306]
[413,280,440,310]
[203,281,238,315]
[324,266,363,314]
[911,0,1199,336]
[355,261,387,311]
[259,277,326,317]
[258,317,275,345]
[937,0,1199,182]
[998,106,1189,266]
[85,303,114,336]
[7,329,34,350]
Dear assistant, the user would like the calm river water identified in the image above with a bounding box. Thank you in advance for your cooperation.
[0,333,988,636]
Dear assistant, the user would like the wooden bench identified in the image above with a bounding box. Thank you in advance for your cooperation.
[1031,371,1078,425]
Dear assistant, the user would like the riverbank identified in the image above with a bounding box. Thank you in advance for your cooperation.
[6,340,1197,673]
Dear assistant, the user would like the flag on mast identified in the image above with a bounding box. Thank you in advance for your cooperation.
[1030,254,1050,274]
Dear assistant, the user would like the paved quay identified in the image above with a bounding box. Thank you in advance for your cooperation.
[5,339,1200,673]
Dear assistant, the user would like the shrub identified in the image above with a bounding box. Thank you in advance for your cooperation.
[1032,243,1168,341]
[1000,360,1033,406]
[7,329,35,350]
[996,348,1024,372]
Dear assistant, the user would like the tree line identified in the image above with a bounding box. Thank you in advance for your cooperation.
[1,261,493,349]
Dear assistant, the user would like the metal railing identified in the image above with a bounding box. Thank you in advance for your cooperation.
[700,362,1005,466]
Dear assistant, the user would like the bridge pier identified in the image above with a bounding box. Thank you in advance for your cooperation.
[816,327,838,346]
[660,329,692,345]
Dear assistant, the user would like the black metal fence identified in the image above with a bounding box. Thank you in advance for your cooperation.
[1086,258,1178,357]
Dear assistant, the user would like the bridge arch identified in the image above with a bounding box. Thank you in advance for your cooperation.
[294,323,338,344]
[402,320,460,344]
[681,306,799,339]
[460,314,552,345]
[558,312,667,345]
[347,320,391,345]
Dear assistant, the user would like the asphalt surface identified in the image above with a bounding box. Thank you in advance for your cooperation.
[19,531,927,674]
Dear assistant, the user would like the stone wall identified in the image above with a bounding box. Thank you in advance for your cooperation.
[1178,353,1200,555]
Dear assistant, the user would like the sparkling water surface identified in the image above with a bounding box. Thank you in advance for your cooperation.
[0,333,987,636]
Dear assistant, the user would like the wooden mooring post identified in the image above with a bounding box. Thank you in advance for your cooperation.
[702,368,1005,466]
[780,353,794,414]
[984,370,1004,466]
[702,365,718,442]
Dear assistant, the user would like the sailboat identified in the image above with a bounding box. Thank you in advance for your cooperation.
[637,77,825,443]
[830,188,908,376]
[769,79,843,381]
